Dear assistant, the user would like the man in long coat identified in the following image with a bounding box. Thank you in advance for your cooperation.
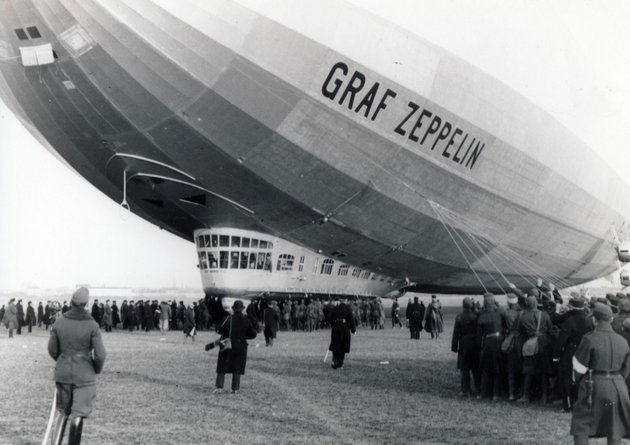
[328,297,357,369]
[25,301,35,333]
[214,300,257,393]
[3,298,18,338]
[103,301,112,332]
[571,303,630,445]
[263,301,280,346]
[91,300,101,327]
[425,295,444,339]
[517,295,554,403]
[16,299,24,335]
[37,302,44,328]
[451,297,479,396]
[476,293,505,400]
[111,301,120,329]
[406,297,424,340]
[48,287,106,444]
[552,298,593,412]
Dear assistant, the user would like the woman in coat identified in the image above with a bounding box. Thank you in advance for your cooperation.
[214,300,257,393]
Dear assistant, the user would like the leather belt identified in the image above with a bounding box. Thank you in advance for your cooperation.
[593,370,620,376]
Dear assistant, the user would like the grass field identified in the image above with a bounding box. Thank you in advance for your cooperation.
[0,314,613,445]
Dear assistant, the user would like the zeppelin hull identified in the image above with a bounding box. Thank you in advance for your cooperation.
[1,0,629,294]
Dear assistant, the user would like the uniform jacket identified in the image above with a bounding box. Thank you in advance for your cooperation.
[451,309,478,370]
[571,323,630,439]
[3,302,18,329]
[48,306,107,385]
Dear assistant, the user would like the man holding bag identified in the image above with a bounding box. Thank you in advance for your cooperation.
[213,300,257,394]
[517,295,553,403]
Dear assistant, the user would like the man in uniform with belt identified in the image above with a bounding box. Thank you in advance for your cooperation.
[48,287,107,444]
[328,297,357,369]
[571,303,630,445]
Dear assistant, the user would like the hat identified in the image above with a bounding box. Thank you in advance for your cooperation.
[529,288,540,299]
[483,292,495,307]
[232,300,245,311]
[72,287,89,305]
[569,298,584,309]
[462,297,473,309]
[506,293,518,304]
[619,299,630,313]
[526,295,538,309]
[593,302,613,321]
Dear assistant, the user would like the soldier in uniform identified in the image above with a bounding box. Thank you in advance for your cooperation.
[328,297,357,369]
[451,297,479,396]
[552,298,593,412]
[406,297,423,340]
[571,303,630,445]
[48,287,106,444]
[476,293,505,400]
[391,298,403,328]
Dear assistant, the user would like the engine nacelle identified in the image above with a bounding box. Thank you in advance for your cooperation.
[619,242,630,262]
[621,271,630,287]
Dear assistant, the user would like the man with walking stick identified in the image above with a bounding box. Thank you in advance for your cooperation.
[46,287,107,444]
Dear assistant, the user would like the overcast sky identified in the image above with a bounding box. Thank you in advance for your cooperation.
[1,0,629,291]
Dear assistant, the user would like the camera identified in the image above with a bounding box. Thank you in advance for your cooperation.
[204,338,222,351]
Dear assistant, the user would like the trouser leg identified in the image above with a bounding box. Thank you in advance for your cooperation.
[337,353,345,368]
[68,417,84,445]
[8,328,13,338]
[541,375,549,403]
[53,412,69,445]
[492,374,501,400]
[215,373,225,389]
[573,435,588,445]
[508,372,516,400]
[460,367,471,395]
[479,372,492,398]
[231,373,240,392]
[520,375,532,401]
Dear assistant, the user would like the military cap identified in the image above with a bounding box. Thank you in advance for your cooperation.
[72,287,89,305]
[592,302,613,321]
[232,300,245,311]
[506,293,518,304]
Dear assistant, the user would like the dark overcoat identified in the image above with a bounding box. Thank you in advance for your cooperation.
[264,306,280,339]
[451,310,478,370]
[47,306,107,385]
[328,303,356,354]
[518,308,554,375]
[476,307,504,375]
[216,312,257,375]
[571,323,630,440]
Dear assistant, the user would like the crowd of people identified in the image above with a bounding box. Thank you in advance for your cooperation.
[7,284,630,443]
[450,281,630,409]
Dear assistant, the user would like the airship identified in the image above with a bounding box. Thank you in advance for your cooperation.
[1,0,629,297]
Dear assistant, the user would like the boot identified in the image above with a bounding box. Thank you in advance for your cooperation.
[68,417,84,445]
[517,375,531,403]
[53,414,68,445]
